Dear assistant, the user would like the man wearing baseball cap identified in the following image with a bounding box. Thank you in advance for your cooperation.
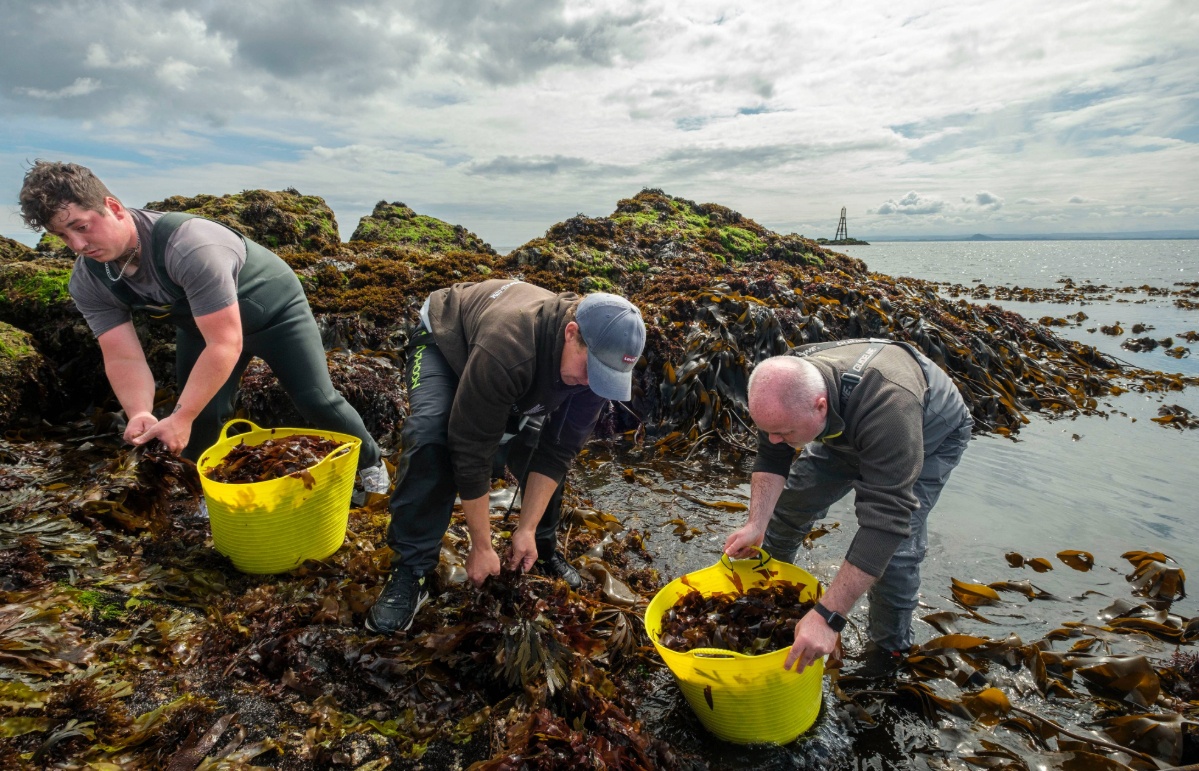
[367,279,646,635]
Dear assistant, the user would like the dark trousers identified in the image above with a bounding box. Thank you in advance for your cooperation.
[175,291,382,470]
[387,330,564,574]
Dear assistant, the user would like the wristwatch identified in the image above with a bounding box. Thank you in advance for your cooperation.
[812,601,847,633]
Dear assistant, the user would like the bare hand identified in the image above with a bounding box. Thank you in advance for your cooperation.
[123,412,158,445]
[723,522,766,559]
[466,543,502,587]
[507,527,538,573]
[130,412,192,454]
[784,609,840,673]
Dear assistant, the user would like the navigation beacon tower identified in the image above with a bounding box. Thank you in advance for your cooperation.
[834,206,849,241]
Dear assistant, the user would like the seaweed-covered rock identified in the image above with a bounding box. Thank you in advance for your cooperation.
[238,350,407,446]
[0,257,176,419]
[350,201,496,254]
[500,188,858,298]
[146,188,342,254]
[0,235,36,263]
[0,322,44,426]
[0,257,75,331]
[33,232,74,259]
[297,247,499,333]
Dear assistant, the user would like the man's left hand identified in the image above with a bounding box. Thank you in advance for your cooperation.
[131,413,193,454]
[784,609,840,673]
[507,527,538,573]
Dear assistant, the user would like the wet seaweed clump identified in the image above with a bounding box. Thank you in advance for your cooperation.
[1153,404,1196,430]
[658,582,814,655]
[205,434,344,483]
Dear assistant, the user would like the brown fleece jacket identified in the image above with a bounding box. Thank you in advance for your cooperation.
[426,279,606,500]
[754,343,927,577]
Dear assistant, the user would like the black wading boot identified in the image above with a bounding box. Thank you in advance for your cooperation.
[365,566,430,634]
[846,644,904,680]
[536,551,582,589]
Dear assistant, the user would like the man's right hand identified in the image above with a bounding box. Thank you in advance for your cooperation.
[466,543,502,586]
[124,412,158,445]
[724,522,766,558]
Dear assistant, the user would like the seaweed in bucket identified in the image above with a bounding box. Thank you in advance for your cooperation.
[204,434,345,484]
[657,581,815,655]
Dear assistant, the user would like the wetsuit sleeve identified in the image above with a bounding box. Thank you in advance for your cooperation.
[449,347,534,500]
[526,389,606,483]
[69,260,131,338]
[752,430,797,476]
[844,374,924,578]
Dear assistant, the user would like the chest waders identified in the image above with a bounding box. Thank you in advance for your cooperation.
[86,213,381,469]
[84,212,298,331]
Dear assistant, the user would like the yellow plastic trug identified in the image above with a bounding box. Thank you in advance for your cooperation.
[644,552,824,744]
[198,419,361,574]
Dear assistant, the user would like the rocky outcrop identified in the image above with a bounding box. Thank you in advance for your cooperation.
[350,201,496,254]
[501,189,859,297]
[0,235,36,263]
[147,188,342,254]
[0,322,44,426]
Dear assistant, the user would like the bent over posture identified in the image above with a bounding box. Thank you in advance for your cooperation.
[18,161,388,496]
[725,340,973,677]
[366,279,646,635]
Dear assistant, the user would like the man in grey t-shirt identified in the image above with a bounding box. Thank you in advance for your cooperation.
[18,161,389,498]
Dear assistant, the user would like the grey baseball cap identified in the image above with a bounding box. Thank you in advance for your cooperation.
[576,293,646,401]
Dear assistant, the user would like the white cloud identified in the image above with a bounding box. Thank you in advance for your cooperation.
[16,77,102,100]
[2,0,1197,246]
[962,191,1004,211]
[874,191,946,216]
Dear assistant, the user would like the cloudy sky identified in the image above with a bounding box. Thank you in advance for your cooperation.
[2,0,1196,249]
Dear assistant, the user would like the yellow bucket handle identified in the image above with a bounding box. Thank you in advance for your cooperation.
[686,647,751,660]
[216,418,356,470]
[718,545,773,573]
[220,418,264,441]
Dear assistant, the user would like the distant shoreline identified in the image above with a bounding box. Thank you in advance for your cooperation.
[855,232,1199,243]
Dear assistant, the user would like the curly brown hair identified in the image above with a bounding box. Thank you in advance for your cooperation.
[18,160,117,231]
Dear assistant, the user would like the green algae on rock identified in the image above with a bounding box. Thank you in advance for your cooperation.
[0,322,43,426]
[350,200,496,254]
[147,188,343,254]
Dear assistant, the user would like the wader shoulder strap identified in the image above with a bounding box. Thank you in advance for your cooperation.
[148,212,197,303]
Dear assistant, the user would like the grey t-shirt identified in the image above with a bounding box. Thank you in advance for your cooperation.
[69,209,247,338]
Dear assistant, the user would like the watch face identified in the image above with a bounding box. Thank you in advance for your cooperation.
[816,602,846,632]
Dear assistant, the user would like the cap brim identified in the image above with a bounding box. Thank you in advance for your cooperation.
[586,350,633,401]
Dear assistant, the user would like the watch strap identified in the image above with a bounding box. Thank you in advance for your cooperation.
[813,601,847,633]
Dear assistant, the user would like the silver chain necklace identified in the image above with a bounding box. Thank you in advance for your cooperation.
[104,231,140,282]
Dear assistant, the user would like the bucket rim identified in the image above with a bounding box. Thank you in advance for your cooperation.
[645,550,822,662]
[199,419,362,489]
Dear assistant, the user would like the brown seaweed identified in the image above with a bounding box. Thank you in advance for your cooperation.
[204,434,344,484]
[657,583,814,655]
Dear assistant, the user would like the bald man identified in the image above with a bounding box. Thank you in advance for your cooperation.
[725,340,973,678]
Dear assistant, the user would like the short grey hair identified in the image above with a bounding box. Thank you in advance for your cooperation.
[747,356,827,412]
